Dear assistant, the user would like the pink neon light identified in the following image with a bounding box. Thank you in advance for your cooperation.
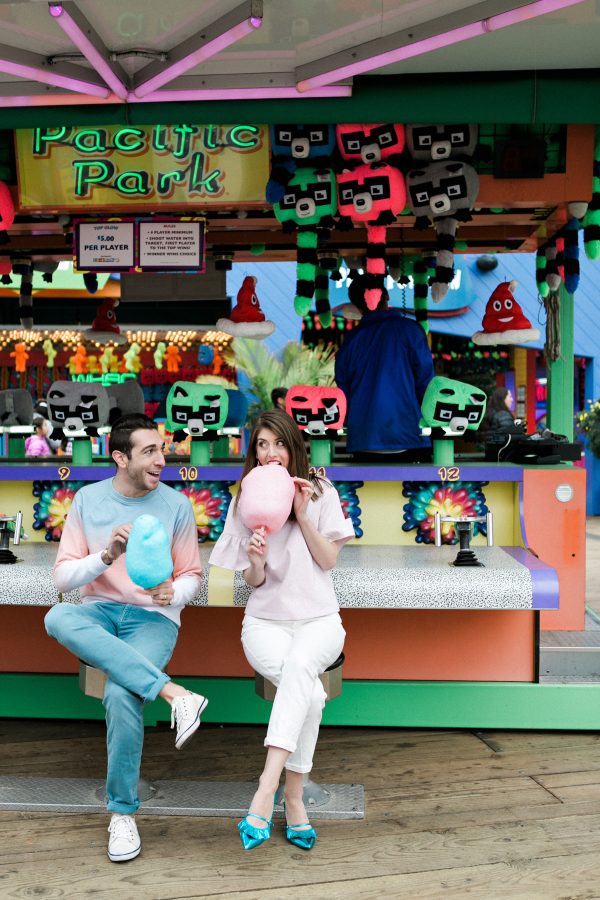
[134,16,262,98]
[0,92,121,107]
[48,3,63,17]
[0,58,110,98]
[49,4,129,99]
[135,84,352,102]
[296,0,587,91]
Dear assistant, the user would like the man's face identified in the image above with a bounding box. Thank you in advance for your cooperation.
[115,429,165,496]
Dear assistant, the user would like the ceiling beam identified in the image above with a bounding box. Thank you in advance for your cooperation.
[0,41,111,96]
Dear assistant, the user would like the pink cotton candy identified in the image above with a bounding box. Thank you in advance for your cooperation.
[238,464,295,534]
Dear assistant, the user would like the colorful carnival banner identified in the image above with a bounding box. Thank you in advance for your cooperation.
[16,124,269,210]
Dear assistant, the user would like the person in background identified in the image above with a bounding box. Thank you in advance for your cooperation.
[44,414,207,864]
[209,409,354,852]
[33,399,61,453]
[334,275,434,461]
[25,416,53,457]
[271,387,288,411]
[484,386,521,434]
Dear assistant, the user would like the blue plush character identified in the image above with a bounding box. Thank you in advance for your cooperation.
[266,124,336,203]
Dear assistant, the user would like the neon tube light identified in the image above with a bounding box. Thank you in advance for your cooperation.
[134,0,263,98]
[0,42,111,97]
[136,85,352,102]
[296,0,588,91]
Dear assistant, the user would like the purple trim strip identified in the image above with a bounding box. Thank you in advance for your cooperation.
[502,545,560,610]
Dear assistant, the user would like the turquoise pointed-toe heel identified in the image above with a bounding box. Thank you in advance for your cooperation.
[285,823,317,850]
[237,813,273,850]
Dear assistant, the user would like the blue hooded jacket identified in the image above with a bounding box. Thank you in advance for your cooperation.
[334,309,434,452]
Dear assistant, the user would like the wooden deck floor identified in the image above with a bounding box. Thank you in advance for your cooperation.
[2,718,600,899]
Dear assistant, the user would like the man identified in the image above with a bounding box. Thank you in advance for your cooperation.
[45,414,206,863]
[334,275,435,461]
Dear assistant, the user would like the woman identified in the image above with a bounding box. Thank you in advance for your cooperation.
[209,409,354,851]
[484,386,519,434]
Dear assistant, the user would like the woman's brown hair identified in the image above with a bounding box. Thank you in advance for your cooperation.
[234,408,325,515]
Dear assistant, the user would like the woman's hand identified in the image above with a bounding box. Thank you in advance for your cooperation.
[146,579,174,606]
[292,477,314,521]
[247,526,267,560]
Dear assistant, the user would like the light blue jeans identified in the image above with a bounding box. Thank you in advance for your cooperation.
[45,601,179,814]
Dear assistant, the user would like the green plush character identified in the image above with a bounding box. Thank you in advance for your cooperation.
[273,167,337,318]
[420,376,486,437]
[165,382,229,440]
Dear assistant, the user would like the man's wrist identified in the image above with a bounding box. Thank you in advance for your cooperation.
[100,548,115,566]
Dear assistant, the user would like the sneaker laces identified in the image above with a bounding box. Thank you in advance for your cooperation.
[109,815,137,841]
[170,693,191,729]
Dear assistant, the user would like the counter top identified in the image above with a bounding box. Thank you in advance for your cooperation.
[0,542,558,611]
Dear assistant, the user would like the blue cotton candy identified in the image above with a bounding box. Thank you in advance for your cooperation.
[126,514,173,589]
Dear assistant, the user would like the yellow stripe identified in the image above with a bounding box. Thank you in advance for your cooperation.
[207,565,235,607]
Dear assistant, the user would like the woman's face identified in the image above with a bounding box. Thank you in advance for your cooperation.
[255,427,290,470]
[505,390,513,410]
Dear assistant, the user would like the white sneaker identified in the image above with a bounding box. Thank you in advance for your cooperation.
[171,691,208,749]
[107,814,141,863]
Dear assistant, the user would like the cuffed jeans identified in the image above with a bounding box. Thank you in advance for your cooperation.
[241,612,345,774]
[45,601,178,814]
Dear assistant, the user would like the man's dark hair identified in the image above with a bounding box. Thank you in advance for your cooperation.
[109,413,158,458]
[348,274,389,315]
[271,387,288,407]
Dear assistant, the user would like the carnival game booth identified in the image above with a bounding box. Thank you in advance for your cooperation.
[0,26,598,733]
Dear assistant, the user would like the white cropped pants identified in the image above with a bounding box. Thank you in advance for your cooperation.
[241,612,345,774]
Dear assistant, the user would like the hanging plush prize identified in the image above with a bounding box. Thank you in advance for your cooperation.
[406,124,479,162]
[216,275,275,339]
[583,138,600,261]
[266,124,335,203]
[273,167,337,319]
[406,160,479,303]
[472,281,540,345]
[0,181,15,243]
[12,258,33,328]
[285,385,347,437]
[337,162,406,310]
[336,124,405,167]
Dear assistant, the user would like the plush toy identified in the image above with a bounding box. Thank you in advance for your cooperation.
[266,124,336,203]
[583,138,600,261]
[336,124,405,167]
[273,167,337,319]
[285,385,347,436]
[42,339,57,368]
[197,344,214,366]
[0,388,34,426]
[165,381,229,439]
[123,342,142,373]
[337,162,406,310]
[165,344,182,373]
[406,124,479,162]
[238,464,295,535]
[153,341,167,369]
[9,342,29,373]
[106,381,145,425]
[126,514,173,589]
[12,258,33,329]
[71,344,89,375]
[0,181,15,243]
[216,275,275,339]
[86,298,126,344]
[47,381,110,436]
[406,160,479,302]
[99,346,119,374]
[420,376,487,437]
[472,281,540,345]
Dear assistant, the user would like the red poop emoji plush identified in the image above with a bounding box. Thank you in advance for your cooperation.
[472,281,540,345]
[85,298,126,344]
[216,275,275,339]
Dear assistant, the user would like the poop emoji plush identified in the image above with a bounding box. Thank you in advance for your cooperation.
[86,298,126,344]
[126,514,173,589]
[472,281,540,345]
[216,275,275,339]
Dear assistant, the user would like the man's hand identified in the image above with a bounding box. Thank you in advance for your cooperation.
[146,579,175,606]
[105,523,133,562]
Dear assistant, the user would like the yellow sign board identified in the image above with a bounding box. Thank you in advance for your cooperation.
[16,124,270,210]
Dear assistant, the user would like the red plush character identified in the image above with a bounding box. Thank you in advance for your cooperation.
[216,275,275,339]
[286,384,347,436]
[337,163,406,310]
[86,298,126,344]
[336,124,405,167]
[472,281,540,345]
